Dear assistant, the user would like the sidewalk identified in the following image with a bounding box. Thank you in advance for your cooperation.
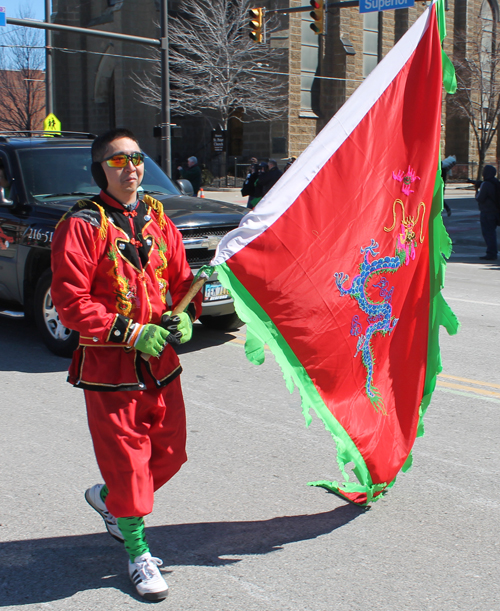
[201,183,476,207]
[445,183,476,199]
[201,187,247,208]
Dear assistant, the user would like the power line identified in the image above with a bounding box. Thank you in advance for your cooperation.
[0,44,365,83]
[0,44,157,63]
[250,68,364,83]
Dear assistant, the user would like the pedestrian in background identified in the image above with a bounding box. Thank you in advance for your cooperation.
[475,164,500,260]
[241,162,259,208]
[284,156,297,172]
[258,158,283,196]
[441,155,455,216]
[178,156,202,196]
[248,161,268,209]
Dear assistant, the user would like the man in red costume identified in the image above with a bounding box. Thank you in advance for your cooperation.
[51,128,201,601]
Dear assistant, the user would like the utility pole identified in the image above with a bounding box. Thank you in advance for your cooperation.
[45,0,53,115]
[160,0,171,176]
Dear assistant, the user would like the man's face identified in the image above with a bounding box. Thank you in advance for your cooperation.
[187,159,195,168]
[101,137,144,203]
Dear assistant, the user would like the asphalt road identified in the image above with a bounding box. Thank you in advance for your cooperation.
[0,190,499,610]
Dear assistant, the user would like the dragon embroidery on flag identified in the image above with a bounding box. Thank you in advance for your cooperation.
[334,240,401,415]
[334,176,426,415]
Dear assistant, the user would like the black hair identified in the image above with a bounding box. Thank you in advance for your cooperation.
[91,128,140,162]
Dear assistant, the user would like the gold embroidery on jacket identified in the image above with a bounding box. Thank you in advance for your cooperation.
[144,194,166,229]
[107,244,136,316]
[154,237,168,304]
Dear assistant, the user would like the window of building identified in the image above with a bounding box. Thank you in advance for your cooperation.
[300,13,319,114]
[480,0,494,82]
[480,0,495,128]
[363,12,379,77]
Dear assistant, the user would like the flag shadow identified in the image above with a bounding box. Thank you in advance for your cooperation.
[0,505,363,606]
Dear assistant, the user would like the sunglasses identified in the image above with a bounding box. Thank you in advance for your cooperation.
[103,152,145,168]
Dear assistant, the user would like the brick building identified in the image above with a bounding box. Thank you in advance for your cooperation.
[0,69,45,132]
[51,0,498,178]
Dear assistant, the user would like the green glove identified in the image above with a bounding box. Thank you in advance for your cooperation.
[161,311,193,344]
[134,323,170,357]
[176,311,193,344]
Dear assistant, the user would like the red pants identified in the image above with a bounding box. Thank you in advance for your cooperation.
[84,377,187,518]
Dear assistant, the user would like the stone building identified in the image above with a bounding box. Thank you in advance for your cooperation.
[51,0,499,178]
[281,0,500,178]
[52,0,159,157]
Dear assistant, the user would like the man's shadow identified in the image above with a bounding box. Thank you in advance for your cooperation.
[0,315,242,372]
[0,504,364,605]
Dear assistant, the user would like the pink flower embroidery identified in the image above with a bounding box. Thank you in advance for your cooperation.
[393,165,420,196]
[397,222,417,265]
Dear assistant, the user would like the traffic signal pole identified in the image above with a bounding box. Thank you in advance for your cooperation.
[160,0,172,177]
[262,1,359,15]
[6,17,162,46]
[45,0,53,115]
[248,2,359,41]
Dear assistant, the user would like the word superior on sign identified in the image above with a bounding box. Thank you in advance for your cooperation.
[360,0,414,13]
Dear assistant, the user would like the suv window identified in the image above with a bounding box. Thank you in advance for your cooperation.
[18,148,95,200]
[17,147,180,202]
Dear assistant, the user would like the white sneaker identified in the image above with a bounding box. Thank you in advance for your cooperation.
[84,484,124,543]
[129,552,169,601]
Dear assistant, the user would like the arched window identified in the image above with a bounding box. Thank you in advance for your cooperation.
[480,0,494,82]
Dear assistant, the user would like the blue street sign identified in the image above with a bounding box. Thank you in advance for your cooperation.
[359,0,414,13]
[0,7,6,27]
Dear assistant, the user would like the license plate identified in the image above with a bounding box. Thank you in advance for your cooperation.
[203,281,230,302]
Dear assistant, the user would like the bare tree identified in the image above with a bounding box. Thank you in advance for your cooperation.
[0,5,45,132]
[133,0,287,131]
[448,14,500,180]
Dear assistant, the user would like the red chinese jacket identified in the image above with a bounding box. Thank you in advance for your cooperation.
[51,191,202,391]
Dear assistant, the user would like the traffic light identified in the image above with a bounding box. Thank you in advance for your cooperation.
[249,7,264,43]
[310,0,324,35]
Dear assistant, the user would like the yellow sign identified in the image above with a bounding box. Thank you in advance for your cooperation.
[43,113,61,136]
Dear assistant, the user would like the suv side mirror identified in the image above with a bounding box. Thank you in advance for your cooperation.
[176,178,194,197]
[0,186,13,207]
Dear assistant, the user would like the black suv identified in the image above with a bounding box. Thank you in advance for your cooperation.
[0,133,246,356]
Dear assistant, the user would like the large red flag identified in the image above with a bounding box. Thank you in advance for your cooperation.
[211,2,459,504]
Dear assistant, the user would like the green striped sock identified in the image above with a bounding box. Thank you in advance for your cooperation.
[117,516,149,562]
[100,484,109,503]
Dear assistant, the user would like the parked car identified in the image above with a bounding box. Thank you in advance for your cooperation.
[0,132,246,357]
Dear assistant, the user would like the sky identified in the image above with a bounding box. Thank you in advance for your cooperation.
[1,1,47,69]
[2,0,46,21]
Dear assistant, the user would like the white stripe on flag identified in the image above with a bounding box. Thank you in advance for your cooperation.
[212,4,435,267]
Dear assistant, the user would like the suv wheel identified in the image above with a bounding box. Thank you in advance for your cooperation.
[199,312,243,331]
[34,269,79,357]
